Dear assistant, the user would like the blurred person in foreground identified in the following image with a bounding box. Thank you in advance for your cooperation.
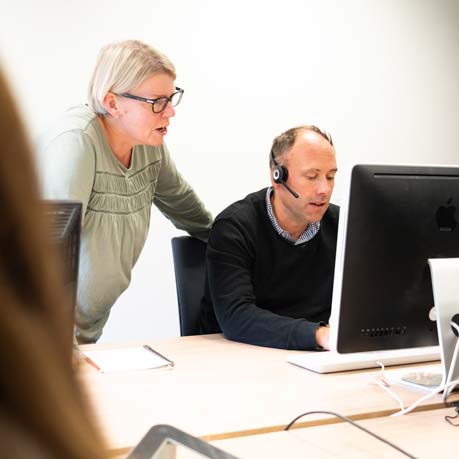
[0,67,106,458]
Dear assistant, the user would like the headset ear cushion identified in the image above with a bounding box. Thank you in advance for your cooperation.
[451,314,459,337]
[272,165,288,183]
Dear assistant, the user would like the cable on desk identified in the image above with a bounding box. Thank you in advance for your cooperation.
[442,379,459,403]
[445,402,459,427]
[371,361,405,411]
[371,360,459,416]
[391,379,459,417]
[284,410,419,459]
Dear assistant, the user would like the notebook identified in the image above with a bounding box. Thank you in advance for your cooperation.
[84,346,174,373]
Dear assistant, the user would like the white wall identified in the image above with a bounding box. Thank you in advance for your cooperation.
[1,0,458,343]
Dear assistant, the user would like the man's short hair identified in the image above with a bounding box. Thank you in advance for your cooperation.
[88,39,176,115]
[269,125,334,167]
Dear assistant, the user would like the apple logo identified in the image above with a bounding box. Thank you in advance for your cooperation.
[436,198,457,232]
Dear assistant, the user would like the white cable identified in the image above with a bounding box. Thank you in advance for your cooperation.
[370,361,405,411]
[373,378,405,411]
[391,379,459,416]
[373,320,459,413]
[442,333,459,402]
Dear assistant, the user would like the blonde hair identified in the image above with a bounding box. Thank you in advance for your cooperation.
[0,68,105,458]
[88,39,176,114]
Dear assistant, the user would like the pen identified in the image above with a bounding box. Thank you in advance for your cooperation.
[85,356,101,372]
[143,344,175,367]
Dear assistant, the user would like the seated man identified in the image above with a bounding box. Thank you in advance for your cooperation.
[200,125,339,350]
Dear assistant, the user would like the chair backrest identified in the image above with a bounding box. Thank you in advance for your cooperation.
[171,236,207,336]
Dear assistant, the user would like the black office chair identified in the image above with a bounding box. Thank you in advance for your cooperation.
[171,236,207,336]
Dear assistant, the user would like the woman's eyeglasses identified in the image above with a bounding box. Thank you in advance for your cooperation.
[116,87,184,113]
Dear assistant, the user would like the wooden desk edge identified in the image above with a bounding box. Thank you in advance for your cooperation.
[105,401,447,457]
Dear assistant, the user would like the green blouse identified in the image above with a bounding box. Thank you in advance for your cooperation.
[37,105,212,342]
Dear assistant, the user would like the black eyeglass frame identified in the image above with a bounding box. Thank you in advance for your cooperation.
[116,87,184,113]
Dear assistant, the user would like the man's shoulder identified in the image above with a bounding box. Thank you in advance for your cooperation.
[215,188,267,223]
[208,189,268,258]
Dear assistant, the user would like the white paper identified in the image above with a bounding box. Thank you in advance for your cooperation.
[84,346,172,373]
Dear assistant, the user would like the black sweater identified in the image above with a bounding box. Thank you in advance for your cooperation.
[200,188,339,350]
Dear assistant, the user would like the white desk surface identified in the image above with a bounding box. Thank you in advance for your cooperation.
[210,407,459,458]
[78,334,452,456]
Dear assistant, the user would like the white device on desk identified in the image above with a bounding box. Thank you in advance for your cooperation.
[128,424,240,459]
[288,346,441,374]
[289,164,459,385]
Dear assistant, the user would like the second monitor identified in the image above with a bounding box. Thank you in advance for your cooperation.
[330,164,459,353]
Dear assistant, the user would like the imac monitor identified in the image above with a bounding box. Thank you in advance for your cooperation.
[42,200,82,312]
[330,164,459,353]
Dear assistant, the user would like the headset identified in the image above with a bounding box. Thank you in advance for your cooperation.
[270,126,334,200]
[451,314,459,337]
[270,149,299,199]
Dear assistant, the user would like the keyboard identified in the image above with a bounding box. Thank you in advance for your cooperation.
[287,346,440,374]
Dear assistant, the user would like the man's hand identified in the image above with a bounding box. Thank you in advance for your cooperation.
[315,325,330,350]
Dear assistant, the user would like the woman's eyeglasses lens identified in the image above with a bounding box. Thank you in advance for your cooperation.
[153,90,184,113]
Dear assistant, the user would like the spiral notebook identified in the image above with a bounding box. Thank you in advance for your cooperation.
[83,345,174,373]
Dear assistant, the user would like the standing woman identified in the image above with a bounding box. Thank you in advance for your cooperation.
[0,67,105,458]
[38,40,212,343]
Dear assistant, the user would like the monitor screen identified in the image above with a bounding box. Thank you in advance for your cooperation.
[330,164,459,353]
[43,200,82,313]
